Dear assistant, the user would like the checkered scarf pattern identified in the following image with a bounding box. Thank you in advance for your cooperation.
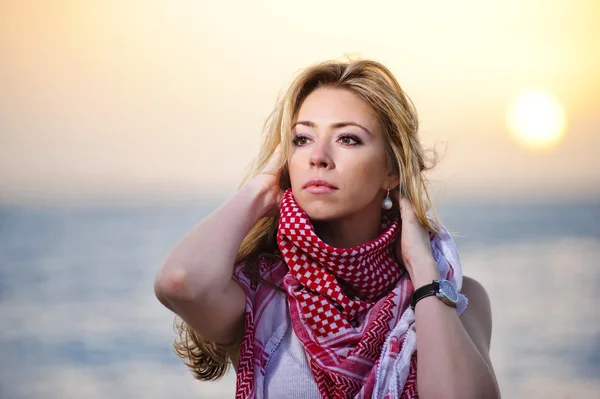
[278,188,414,398]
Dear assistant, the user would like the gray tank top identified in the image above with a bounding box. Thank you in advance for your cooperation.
[263,321,322,398]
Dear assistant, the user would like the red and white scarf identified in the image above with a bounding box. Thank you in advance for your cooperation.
[234,188,467,399]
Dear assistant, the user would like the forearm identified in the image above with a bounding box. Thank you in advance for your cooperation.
[155,181,269,300]
[412,266,500,399]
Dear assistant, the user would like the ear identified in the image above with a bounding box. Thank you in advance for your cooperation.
[382,172,400,191]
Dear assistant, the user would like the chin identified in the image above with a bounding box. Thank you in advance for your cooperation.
[303,205,342,221]
[295,193,350,222]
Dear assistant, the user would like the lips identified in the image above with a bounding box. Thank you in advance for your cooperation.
[303,179,337,189]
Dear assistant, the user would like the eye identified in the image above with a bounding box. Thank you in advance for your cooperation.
[292,134,311,146]
[338,134,362,146]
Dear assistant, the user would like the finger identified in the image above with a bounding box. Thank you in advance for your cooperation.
[399,197,418,223]
[262,144,283,175]
[267,192,284,217]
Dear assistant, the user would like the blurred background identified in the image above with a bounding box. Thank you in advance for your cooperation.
[1,1,599,398]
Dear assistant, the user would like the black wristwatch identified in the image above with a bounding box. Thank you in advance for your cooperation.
[410,279,458,309]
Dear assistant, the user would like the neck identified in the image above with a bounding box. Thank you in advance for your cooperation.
[312,200,385,249]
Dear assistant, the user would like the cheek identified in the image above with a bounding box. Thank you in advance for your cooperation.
[340,155,387,185]
[287,155,304,185]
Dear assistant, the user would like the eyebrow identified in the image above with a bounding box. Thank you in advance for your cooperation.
[292,120,373,136]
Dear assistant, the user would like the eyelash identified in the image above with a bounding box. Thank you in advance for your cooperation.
[292,134,362,147]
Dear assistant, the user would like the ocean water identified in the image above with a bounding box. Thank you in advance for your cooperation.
[0,200,599,399]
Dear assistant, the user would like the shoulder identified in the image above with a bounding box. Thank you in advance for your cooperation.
[461,276,491,308]
[460,276,493,350]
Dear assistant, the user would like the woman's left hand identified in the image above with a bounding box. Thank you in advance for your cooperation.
[393,194,441,287]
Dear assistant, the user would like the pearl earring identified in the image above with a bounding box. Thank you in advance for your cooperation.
[382,188,393,210]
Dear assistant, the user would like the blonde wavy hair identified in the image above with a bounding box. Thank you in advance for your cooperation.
[173,57,441,381]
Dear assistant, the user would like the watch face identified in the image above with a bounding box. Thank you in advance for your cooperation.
[439,280,458,303]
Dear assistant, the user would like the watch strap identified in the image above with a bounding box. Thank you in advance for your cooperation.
[410,281,440,309]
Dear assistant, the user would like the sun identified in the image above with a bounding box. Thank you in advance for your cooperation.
[506,90,567,150]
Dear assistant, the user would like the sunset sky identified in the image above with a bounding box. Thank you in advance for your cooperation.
[1,0,599,205]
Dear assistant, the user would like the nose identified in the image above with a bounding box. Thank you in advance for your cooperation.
[309,141,334,169]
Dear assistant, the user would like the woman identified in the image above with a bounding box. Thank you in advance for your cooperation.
[154,59,500,398]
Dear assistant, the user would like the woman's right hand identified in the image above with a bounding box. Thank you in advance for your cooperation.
[251,144,286,218]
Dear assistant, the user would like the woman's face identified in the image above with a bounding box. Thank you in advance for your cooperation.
[288,87,395,221]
